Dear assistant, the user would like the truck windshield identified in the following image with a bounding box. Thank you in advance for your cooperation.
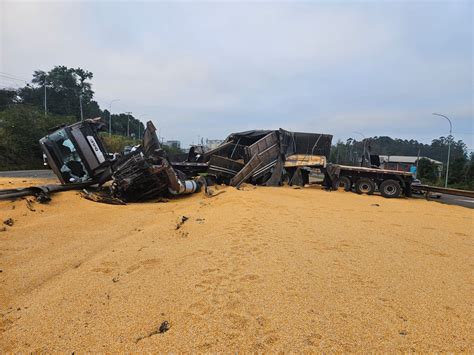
[48,129,90,182]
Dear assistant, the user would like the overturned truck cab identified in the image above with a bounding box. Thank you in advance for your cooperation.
[40,119,110,184]
[40,119,202,202]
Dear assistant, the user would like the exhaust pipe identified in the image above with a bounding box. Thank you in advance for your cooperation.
[169,179,201,195]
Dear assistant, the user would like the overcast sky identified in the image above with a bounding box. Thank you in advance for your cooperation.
[1,0,472,149]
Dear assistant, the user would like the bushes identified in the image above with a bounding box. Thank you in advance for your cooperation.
[417,158,439,184]
[0,105,75,170]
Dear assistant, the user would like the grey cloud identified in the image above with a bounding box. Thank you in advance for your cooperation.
[1,0,472,148]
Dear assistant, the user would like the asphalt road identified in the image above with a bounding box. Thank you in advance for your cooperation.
[0,169,56,179]
[417,193,474,209]
[0,170,473,209]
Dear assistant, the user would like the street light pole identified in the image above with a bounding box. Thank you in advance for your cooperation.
[108,99,120,136]
[79,93,84,121]
[433,113,453,188]
[125,112,132,137]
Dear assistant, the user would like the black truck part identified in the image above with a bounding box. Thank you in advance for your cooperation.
[39,118,110,184]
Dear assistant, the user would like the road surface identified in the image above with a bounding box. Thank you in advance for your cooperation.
[0,169,56,179]
[419,193,474,209]
[0,170,473,208]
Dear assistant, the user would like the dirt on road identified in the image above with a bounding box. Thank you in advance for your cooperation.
[0,177,472,352]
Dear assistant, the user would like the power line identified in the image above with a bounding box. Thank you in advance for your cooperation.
[0,75,28,84]
[0,71,30,81]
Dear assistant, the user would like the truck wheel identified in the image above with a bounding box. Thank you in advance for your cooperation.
[380,179,401,198]
[355,178,375,195]
[333,176,352,191]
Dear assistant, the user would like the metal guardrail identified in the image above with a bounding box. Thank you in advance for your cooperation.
[411,184,474,198]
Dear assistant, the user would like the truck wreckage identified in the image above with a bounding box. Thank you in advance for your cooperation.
[0,119,334,202]
[37,119,204,202]
[1,118,425,203]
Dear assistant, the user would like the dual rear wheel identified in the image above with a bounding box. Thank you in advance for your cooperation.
[379,179,401,198]
[334,176,403,198]
[355,178,375,195]
[333,176,352,191]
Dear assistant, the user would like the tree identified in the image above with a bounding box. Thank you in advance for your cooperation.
[0,88,18,111]
[417,158,438,183]
[463,153,474,190]
[18,66,100,120]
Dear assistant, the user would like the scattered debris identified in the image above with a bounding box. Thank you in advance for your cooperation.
[237,183,256,191]
[159,321,170,333]
[3,218,14,227]
[25,199,36,212]
[178,231,189,238]
[135,321,171,343]
[0,227,6,232]
[176,216,189,230]
[80,189,126,205]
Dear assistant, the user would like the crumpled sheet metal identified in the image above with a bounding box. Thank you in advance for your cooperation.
[204,128,332,187]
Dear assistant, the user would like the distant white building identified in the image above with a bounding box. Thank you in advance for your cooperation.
[379,155,443,176]
[206,139,224,150]
[164,140,181,149]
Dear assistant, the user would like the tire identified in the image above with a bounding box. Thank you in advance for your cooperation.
[333,176,352,191]
[379,179,401,198]
[355,178,375,195]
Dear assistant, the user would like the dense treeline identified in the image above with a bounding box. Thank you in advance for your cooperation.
[329,137,473,189]
[0,66,144,169]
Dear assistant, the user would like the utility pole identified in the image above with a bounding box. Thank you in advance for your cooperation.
[125,112,132,137]
[433,113,453,188]
[108,99,120,136]
[138,114,147,140]
[43,73,47,116]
